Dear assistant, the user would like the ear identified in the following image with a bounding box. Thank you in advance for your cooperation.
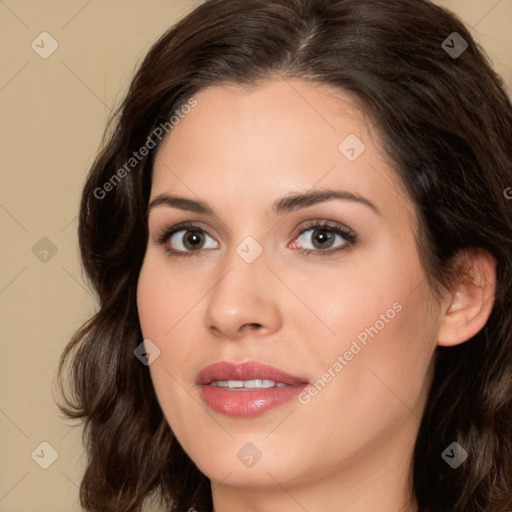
[437,247,497,347]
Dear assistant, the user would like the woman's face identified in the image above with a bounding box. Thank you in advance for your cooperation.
[137,79,442,495]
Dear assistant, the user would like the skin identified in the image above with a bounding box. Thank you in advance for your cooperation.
[136,79,496,512]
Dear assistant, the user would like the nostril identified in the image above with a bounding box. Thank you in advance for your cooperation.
[244,323,262,330]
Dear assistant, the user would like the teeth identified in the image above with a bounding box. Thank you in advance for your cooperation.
[244,379,273,389]
[211,379,289,389]
[215,380,244,388]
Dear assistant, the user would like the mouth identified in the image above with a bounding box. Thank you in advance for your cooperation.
[196,361,309,417]
[210,379,291,389]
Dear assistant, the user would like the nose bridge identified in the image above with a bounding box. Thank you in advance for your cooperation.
[203,241,282,338]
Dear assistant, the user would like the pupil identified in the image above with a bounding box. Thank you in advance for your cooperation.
[313,229,333,248]
[185,231,203,249]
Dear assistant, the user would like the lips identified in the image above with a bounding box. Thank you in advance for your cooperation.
[197,361,308,386]
[197,361,309,417]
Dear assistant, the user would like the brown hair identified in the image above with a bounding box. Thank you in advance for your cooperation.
[57,0,512,511]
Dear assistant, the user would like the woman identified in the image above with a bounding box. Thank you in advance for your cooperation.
[58,0,512,511]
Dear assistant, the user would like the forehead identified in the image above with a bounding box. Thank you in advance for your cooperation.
[155,79,366,172]
[151,79,414,225]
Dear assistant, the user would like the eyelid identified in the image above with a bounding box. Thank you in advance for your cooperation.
[294,219,357,240]
[154,221,217,246]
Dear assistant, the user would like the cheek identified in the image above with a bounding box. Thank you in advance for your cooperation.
[301,244,438,418]
[136,254,206,417]
[300,240,431,357]
[137,254,197,338]
[307,275,437,438]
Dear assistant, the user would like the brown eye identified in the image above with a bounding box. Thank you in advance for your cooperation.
[168,228,217,253]
[181,230,205,251]
[295,223,356,255]
[310,228,336,249]
[156,222,219,257]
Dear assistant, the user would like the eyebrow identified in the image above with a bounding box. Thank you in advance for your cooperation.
[147,188,381,217]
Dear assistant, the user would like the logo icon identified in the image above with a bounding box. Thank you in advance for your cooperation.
[442,32,468,59]
[32,237,58,263]
[237,442,263,468]
[31,32,59,59]
[338,134,366,161]
[31,441,58,469]
[236,236,263,264]
[134,339,161,366]
[441,441,468,468]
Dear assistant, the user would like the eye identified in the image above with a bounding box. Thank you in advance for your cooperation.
[291,221,357,256]
[156,222,217,258]
[155,220,357,258]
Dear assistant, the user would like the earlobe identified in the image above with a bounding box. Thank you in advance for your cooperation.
[437,248,497,347]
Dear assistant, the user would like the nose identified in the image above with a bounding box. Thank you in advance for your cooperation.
[203,250,283,341]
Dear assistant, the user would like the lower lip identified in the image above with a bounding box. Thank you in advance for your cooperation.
[200,384,308,417]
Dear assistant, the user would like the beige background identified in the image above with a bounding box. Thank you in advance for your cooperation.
[0,1,510,510]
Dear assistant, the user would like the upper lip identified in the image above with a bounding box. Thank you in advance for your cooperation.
[196,361,309,385]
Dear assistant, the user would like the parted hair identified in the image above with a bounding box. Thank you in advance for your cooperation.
[57,0,512,511]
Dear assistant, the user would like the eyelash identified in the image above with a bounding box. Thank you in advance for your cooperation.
[155,220,358,259]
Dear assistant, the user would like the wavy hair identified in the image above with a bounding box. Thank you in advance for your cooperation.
[57,0,512,510]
